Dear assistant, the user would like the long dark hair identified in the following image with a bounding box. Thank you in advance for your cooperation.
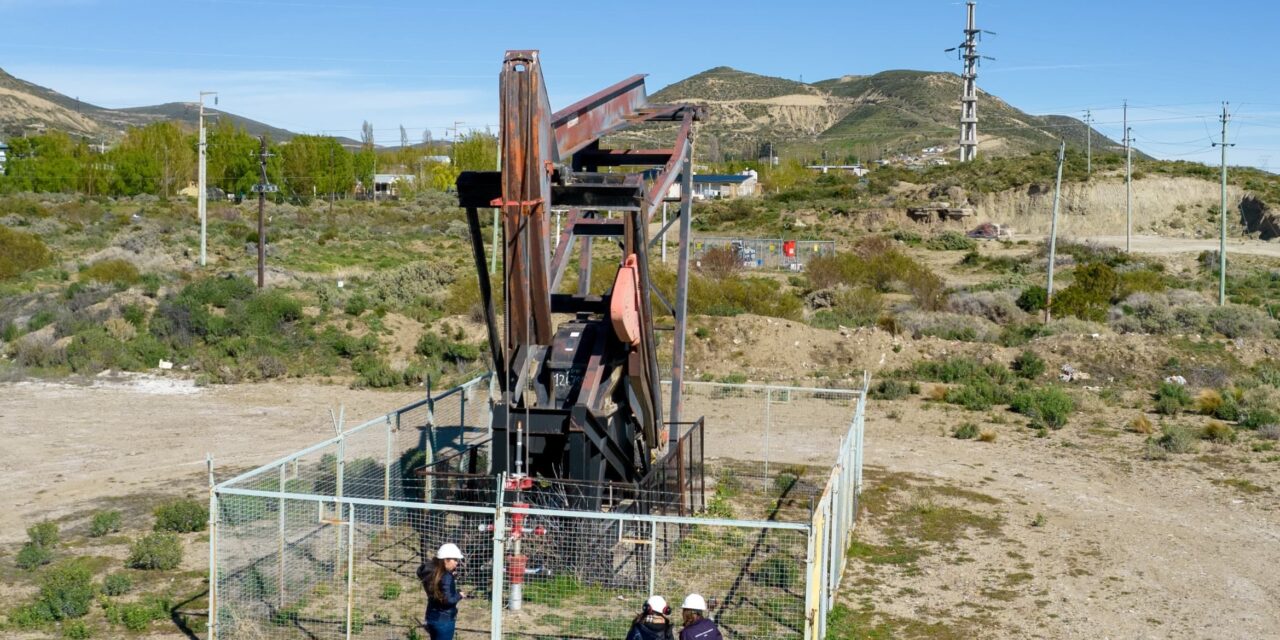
[418,558,448,602]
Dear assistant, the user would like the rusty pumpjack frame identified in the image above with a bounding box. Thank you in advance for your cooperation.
[456,51,702,505]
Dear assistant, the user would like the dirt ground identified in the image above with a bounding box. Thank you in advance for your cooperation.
[3,372,1279,639]
[1076,235,1280,257]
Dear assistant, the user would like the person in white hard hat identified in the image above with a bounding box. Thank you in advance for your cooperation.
[679,594,722,640]
[417,543,466,640]
[625,594,675,640]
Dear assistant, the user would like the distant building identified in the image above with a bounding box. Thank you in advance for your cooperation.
[0,141,8,173]
[690,170,760,199]
[422,155,451,165]
[372,173,415,198]
[807,164,868,177]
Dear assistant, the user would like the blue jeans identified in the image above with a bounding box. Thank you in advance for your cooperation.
[426,617,455,640]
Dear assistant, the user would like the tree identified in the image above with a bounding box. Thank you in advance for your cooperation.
[206,120,260,197]
[279,135,353,204]
[111,122,194,197]
[0,133,82,193]
[399,124,409,150]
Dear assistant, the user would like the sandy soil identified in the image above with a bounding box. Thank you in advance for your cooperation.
[0,374,426,545]
[3,372,1279,638]
[1076,234,1280,257]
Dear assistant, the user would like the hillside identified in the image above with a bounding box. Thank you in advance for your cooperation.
[642,66,1126,162]
[0,67,305,142]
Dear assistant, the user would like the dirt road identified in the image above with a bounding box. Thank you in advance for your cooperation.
[1072,234,1280,257]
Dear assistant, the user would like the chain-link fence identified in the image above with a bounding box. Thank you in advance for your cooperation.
[209,374,868,640]
[690,237,836,271]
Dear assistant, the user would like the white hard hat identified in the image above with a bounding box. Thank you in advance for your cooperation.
[682,593,707,611]
[646,595,669,614]
[436,543,463,560]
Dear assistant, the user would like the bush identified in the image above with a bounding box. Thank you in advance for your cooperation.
[103,572,133,596]
[699,246,742,279]
[108,597,170,632]
[28,521,60,548]
[947,290,1026,324]
[869,379,918,401]
[127,532,183,570]
[344,293,371,316]
[952,422,979,439]
[1156,424,1198,454]
[1206,305,1277,339]
[89,510,122,538]
[0,226,53,280]
[1128,414,1155,434]
[352,355,404,388]
[925,231,977,252]
[977,428,998,443]
[153,499,207,533]
[380,581,402,600]
[1117,268,1167,299]
[945,380,1013,411]
[1012,350,1046,380]
[912,356,1014,385]
[416,332,480,364]
[1240,407,1280,431]
[37,560,95,620]
[1154,382,1193,416]
[17,542,53,570]
[1201,421,1236,444]
[1052,262,1118,322]
[810,287,882,329]
[1011,387,1075,428]
[62,620,90,639]
[897,311,1000,342]
[1016,286,1048,313]
[81,259,140,286]
[1195,389,1223,416]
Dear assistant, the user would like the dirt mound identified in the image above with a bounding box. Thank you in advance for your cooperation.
[1240,194,1280,241]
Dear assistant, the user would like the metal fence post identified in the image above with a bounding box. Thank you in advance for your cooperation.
[206,455,218,640]
[648,521,657,597]
[764,387,772,478]
[336,433,345,579]
[490,474,507,640]
[345,502,355,640]
[278,464,286,608]
[384,416,393,529]
[803,519,816,640]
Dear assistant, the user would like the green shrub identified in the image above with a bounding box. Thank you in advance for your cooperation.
[925,231,977,252]
[1118,269,1166,299]
[912,357,1014,385]
[36,560,95,620]
[1051,262,1118,322]
[1201,421,1237,444]
[81,259,140,286]
[102,572,133,596]
[109,597,170,632]
[153,499,207,533]
[0,226,53,280]
[127,532,183,570]
[344,293,371,316]
[945,380,1013,411]
[353,355,403,388]
[810,287,882,329]
[1153,382,1193,416]
[89,510,122,538]
[62,619,91,639]
[869,379,918,401]
[1011,387,1075,428]
[1011,350,1046,380]
[1016,286,1048,313]
[29,521,60,548]
[380,581,402,600]
[16,542,53,570]
[1156,424,1198,454]
[1240,407,1280,431]
[952,423,979,439]
[416,332,480,363]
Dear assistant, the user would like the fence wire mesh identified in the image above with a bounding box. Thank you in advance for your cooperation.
[210,375,868,640]
[690,237,836,270]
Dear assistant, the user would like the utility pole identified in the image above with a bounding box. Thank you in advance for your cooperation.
[1083,109,1093,176]
[1125,125,1133,253]
[198,91,217,267]
[1214,102,1234,306]
[1045,140,1066,322]
[252,136,277,289]
[946,1,992,162]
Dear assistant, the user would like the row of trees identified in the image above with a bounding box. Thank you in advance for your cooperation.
[0,121,499,201]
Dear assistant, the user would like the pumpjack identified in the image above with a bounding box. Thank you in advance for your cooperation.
[455,51,702,500]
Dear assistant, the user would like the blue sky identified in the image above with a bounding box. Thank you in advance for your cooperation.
[2,0,1278,169]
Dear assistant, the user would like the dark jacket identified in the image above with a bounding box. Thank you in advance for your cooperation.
[626,615,675,640]
[679,617,723,640]
[418,564,462,621]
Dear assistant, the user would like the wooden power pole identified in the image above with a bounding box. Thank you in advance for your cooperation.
[253,136,277,289]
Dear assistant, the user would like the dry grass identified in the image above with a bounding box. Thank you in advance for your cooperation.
[1196,389,1224,416]
[927,385,949,402]
[977,428,998,443]
[1128,414,1155,435]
